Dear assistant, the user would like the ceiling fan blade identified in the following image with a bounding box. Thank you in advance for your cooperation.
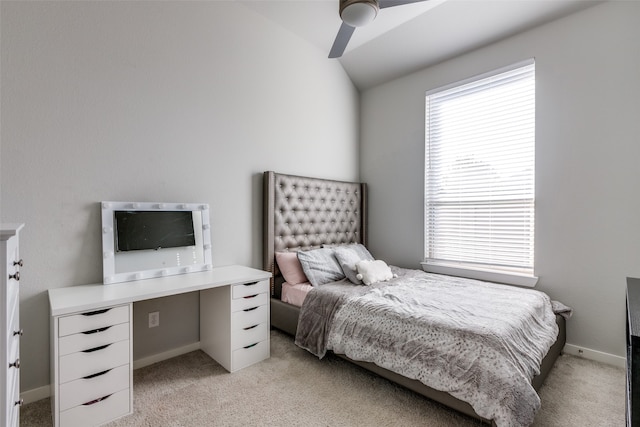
[329,22,356,58]
[379,0,428,9]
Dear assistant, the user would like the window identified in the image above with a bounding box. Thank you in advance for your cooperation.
[423,60,536,287]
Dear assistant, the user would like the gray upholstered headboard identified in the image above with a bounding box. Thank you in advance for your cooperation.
[263,171,367,296]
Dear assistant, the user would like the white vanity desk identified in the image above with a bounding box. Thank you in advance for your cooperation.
[48,264,272,427]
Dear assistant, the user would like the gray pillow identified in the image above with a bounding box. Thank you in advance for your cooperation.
[334,244,375,285]
[297,248,345,286]
[350,243,375,261]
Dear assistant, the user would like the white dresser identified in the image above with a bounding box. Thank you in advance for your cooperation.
[49,265,271,427]
[200,279,270,372]
[1,224,24,427]
[51,305,132,427]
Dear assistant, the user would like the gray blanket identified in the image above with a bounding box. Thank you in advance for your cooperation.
[295,267,563,427]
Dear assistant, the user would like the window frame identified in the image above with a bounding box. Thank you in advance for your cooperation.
[422,59,538,287]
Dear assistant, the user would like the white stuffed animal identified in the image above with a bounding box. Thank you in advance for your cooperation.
[355,260,397,285]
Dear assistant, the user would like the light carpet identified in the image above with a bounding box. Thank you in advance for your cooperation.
[21,329,625,426]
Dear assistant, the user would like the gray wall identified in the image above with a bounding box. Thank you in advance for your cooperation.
[0,1,359,391]
[360,1,640,359]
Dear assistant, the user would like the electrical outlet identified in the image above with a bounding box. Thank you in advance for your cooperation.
[148,311,160,328]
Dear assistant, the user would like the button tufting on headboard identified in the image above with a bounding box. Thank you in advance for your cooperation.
[263,171,368,296]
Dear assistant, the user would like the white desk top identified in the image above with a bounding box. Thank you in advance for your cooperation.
[49,264,272,317]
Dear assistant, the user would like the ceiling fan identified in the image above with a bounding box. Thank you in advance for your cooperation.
[329,0,429,58]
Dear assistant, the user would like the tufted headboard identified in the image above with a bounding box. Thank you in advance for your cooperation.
[263,171,367,296]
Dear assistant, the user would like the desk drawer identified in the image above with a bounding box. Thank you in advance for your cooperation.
[232,280,269,299]
[59,340,129,384]
[232,339,269,371]
[60,364,129,411]
[59,305,129,337]
[231,322,268,350]
[59,388,130,427]
[232,305,268,330]
[231,292,268,312]
[59,323,129,356]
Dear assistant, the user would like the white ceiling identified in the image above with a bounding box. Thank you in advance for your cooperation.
[240,0,604,90]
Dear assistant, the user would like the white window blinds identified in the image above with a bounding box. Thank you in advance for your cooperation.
[424,60,535,281]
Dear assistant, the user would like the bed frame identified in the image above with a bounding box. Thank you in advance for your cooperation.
[263,171,566,424]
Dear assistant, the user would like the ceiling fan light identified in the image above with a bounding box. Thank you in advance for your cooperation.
[341,2,378,28]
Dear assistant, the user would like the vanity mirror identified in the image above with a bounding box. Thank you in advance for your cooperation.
[101,201,212,284]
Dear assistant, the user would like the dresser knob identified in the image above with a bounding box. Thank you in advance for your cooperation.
[9,271,20,281]
[13,329,23,337]
[9,358,20,369]
[13,259,24,267]
[14,399,23,407]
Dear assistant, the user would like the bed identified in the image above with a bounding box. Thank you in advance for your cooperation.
[262,171,567,426]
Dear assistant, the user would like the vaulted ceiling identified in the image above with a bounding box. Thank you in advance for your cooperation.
[239,0,604,90]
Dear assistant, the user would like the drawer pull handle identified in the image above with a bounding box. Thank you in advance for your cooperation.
[243,294,258,299]
[15,399,24,407]
[243,343,258,349]
[82,308,111,316]
[13,329,23,336]
[83,344,111,353]
[83,368,112,380]
[9,358,20,369]
[13,259,24,267]
[9,271,19,281]
[243,324,259,331]
[243,307,258,312]
[242,281,258,286]
[82,326,111,335]
[83,394,112,406]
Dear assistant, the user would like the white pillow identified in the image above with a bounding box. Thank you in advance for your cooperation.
[355,260,394,286]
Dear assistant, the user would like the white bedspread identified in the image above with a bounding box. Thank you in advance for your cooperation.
[296,267,561,427]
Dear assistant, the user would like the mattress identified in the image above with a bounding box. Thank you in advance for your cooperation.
[281,282,313,307]
[295,267,563,427]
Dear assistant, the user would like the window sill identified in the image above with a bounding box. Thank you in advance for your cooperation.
[420,262,538,288]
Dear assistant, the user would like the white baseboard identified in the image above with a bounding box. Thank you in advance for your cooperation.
[21,342,202,404]
[21,385,51,405]
[563,343,625,368]
[132,341,201,370]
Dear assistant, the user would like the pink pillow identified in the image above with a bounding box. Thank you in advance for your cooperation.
[275,252,308,285]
